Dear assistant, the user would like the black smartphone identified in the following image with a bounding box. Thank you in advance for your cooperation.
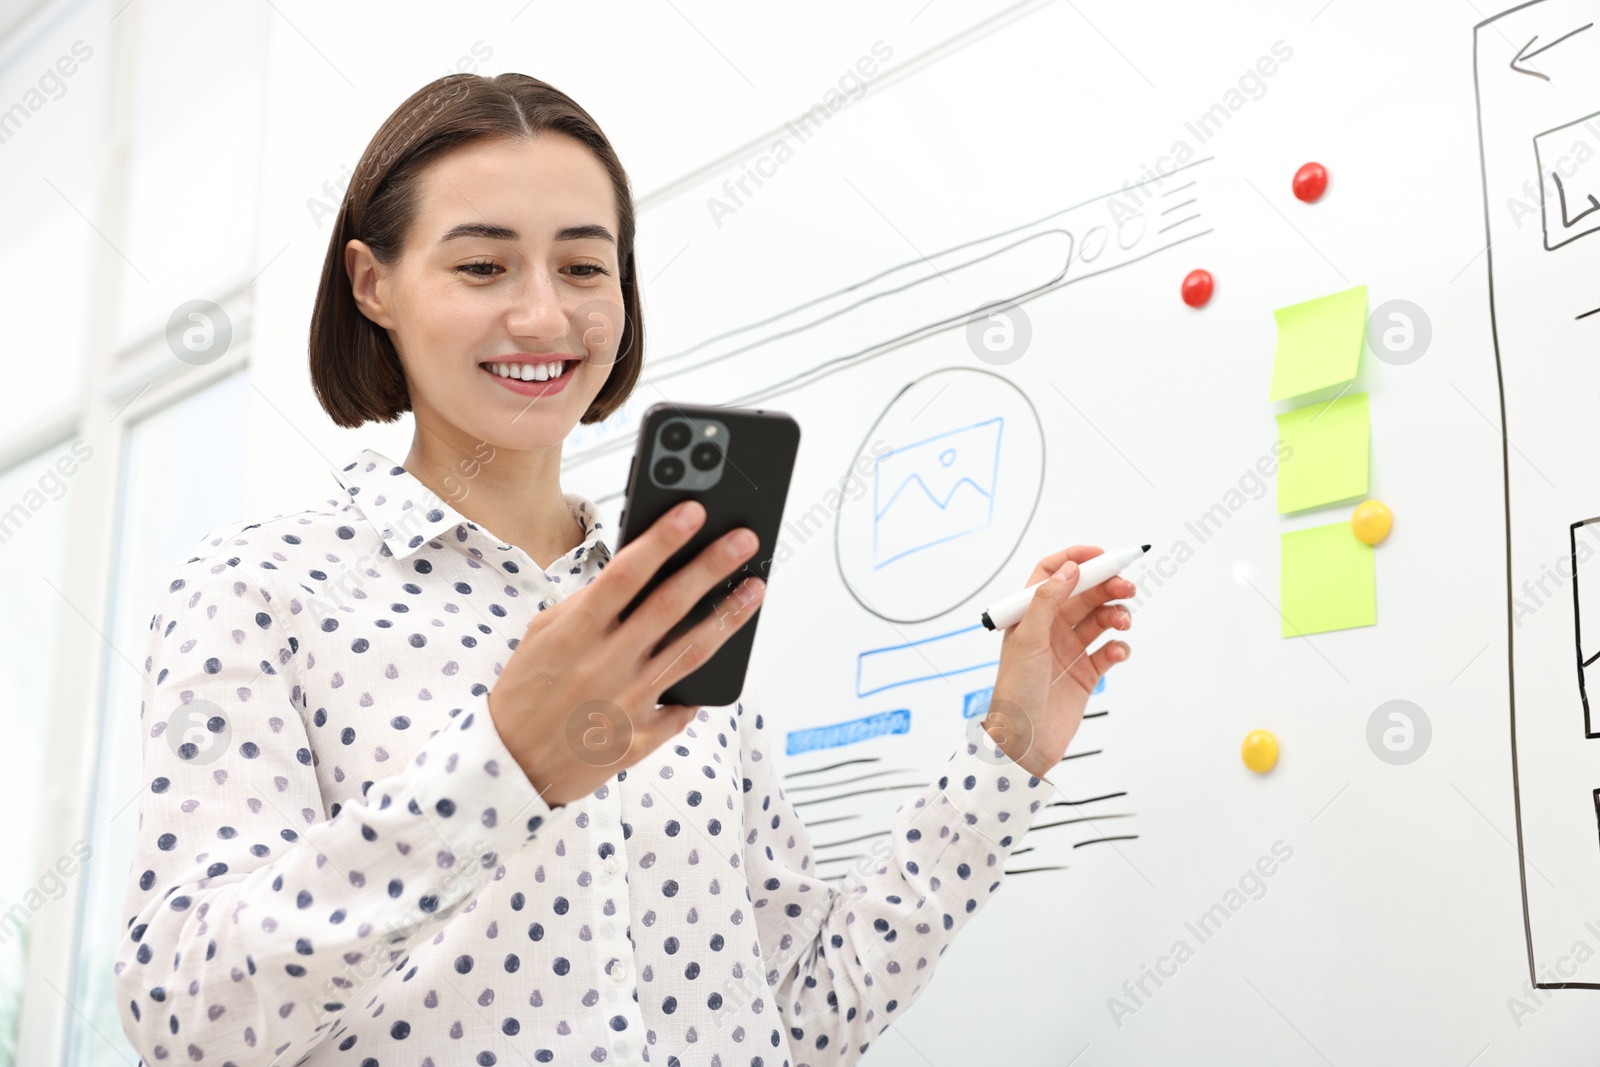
[614,402,801,707]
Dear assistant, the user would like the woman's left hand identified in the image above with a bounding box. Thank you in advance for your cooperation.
[980,547,1136,780]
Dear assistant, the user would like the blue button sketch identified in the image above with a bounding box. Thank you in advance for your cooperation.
[785,708,912,756]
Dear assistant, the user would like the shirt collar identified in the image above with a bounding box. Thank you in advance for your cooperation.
[330,447,612,568]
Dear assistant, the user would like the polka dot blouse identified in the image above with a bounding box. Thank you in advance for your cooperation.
[113,447,1056,1067]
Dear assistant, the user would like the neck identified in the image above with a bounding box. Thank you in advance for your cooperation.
[403,424,584,572]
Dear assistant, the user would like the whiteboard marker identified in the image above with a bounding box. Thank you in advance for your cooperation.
[979,544,1151,631]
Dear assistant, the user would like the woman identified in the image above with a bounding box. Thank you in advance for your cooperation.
[113,72,1134,1067]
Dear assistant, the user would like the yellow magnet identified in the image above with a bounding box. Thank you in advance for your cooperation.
[1351,499,1392,545]
[1242,729,1279,774]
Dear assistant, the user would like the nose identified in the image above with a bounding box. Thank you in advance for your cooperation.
[507,265,570,344]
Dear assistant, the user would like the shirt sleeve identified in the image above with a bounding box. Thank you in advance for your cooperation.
[111,547,567,1067]
[731,683,1055,1065]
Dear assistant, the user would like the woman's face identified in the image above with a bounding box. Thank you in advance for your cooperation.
[353,133,627,451]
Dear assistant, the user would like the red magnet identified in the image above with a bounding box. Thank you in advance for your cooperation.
[1292,162,1328,202]
[1181,269,1214,308]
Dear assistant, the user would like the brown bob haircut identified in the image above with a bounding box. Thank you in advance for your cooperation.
[308,73,643,429]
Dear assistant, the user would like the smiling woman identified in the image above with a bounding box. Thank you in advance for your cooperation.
[111,71,1132,1067]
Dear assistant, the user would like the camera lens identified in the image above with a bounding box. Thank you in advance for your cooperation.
[653,455,685,484]
[661,421,691,450]
[689,441,721,471]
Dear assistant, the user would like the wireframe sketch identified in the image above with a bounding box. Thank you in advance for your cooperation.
[562,158,1215,473]
[1475,0,1600,989]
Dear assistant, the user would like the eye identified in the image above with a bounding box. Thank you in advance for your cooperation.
[455,259,502,279]
[567,263,611,279]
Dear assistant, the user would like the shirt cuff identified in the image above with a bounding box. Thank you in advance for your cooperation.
[934,733,1054,849]
[405,688,563,878]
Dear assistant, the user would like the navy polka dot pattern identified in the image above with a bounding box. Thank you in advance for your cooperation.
[112,448,1053,1066]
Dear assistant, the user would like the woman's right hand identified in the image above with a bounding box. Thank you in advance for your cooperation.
[486,498,765,807]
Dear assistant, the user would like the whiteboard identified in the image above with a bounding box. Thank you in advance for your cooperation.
[245,0,1600,1061]
[551,1,1600,1061]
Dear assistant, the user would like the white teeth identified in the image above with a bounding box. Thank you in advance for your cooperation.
[484,361,567,381]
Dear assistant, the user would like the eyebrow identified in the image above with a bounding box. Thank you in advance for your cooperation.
[437,222,615,244]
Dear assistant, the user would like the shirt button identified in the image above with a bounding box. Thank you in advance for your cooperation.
[604,856,620,875]
[608,960,627,984]
[539,594,558,609]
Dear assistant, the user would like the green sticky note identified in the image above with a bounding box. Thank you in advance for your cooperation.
[1268,285,1367,401]
[1279,522,1376,637]
[1275,392,1370,514]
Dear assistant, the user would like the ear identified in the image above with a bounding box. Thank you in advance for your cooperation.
[345,239,396,329]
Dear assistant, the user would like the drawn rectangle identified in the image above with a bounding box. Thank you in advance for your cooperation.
[1572,516,1600,737]
[1535,109,1600,250]
[856,624,998,697]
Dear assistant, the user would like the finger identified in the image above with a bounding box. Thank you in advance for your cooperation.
[1101,576,1138,601]
[1067,603,1131,651]
[583,499,707,622]
[1087,639,1131,681]
[1058,567,1141,628]
[618,526,760,653]
[1051,635,1131,693]
[643,575,766,697]
[635,703,701,752]
[1010,559,1076,647]
[1026,546,1104,586]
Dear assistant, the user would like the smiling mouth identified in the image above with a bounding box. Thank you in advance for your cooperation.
[478,359,577,382]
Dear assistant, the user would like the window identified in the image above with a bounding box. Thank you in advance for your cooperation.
[64,367,250,1067]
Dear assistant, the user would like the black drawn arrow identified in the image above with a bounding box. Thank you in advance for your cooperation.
[1511,22,1594,80]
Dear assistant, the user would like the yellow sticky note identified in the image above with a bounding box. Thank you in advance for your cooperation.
[1275,392,1370,514]
[1280,522,1376,637]
[1268,285,1367,401]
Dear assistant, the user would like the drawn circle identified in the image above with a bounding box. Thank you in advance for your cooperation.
[964,696,1035,768]
[565,699,634,768]
[964,301,1033,366]
[166,300,233,366]
[1366,299,1431,366]
[1366,699,1431,765]
[1078,225,1108,264]
[834,367,1045,624]
[1115,211,1147,250]
[164,699,232,765]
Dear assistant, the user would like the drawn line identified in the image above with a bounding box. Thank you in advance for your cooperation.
[1072,834,1138,848]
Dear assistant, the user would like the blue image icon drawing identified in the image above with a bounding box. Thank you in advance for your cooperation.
[872,416,1004,569]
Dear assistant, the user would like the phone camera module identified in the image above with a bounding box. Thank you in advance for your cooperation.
[660,420,692,450]
[646,414,729,490]
[689,441,722,471]
[653,455,685,484]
